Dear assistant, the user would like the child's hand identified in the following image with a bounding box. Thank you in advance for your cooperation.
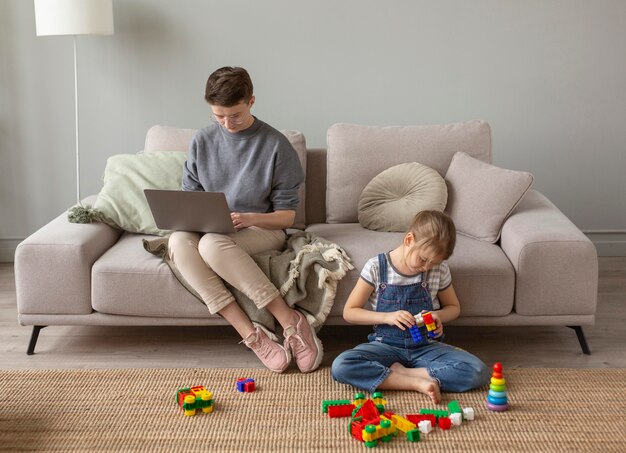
[383,310,415,331]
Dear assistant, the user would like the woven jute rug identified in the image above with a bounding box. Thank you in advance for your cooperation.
[1,367,625,452]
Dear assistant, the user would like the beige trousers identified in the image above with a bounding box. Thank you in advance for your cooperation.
[168,227,286,314]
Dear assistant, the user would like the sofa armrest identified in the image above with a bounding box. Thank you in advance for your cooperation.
[500,190,597,319]
[15,203,122,318]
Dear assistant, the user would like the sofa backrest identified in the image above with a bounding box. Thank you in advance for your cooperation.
[143,125,308,230]
[325,120,493,223]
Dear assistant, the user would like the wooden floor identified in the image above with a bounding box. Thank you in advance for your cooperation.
[1,258,625,370]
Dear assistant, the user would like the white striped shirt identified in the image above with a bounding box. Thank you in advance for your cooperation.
[360,253,452,311]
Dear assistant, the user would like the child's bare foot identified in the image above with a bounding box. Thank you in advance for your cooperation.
[389,362,441,404]
[415,376,441,404]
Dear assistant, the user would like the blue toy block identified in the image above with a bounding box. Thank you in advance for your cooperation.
[409,325,422,343]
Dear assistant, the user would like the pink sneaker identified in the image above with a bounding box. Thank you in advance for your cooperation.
[283,311,323,373]
[242,326,291,373]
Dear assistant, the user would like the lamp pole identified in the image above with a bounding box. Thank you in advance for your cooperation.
[73,35,81,205]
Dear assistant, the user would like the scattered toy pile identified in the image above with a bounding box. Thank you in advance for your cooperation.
[322,392,475,447]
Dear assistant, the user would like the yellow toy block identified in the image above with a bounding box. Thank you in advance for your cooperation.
[391,414,416,433]
[362,419,396,442]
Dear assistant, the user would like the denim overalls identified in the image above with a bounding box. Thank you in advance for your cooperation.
[368,253,434,348]
[331,253,491,393]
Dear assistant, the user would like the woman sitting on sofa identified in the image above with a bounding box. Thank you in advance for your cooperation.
[168,66,322,373]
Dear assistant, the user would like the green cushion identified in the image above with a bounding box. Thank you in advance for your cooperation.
[92,151,188,236]
[358,162,448,232]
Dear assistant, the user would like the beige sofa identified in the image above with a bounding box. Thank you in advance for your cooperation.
[15,120,598,355]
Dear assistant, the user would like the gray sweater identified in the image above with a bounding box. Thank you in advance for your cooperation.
[182,118,304,213]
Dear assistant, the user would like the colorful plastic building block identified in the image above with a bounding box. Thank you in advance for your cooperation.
[417,420,433,434]
[419,408,449,419]
[353,393,366,407]
[371,391,387,408]
[438,416,452,430]
[328,403,356,418]
[406,413,436,427]
[410,311,438,343]
[236,378,256,392]
[176,385,214,416]
[486,362,509,412]
[362,418,396,446]
[448,400,462,415]
[390,414,416,433]
[463,407,475,421]
[449,412,463,426]
[321,398,352,413]
[406,428,421,442]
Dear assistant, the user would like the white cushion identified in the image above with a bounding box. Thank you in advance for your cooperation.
[358,162,447,232]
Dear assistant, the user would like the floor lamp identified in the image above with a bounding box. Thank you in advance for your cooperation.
[34,0,114,206]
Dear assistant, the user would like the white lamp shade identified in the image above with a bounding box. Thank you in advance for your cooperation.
[35,0,114,36]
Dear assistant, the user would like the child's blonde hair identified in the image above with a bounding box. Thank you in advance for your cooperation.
[406,210,456,260]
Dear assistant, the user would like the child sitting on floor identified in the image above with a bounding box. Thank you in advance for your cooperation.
[331,210,490,404]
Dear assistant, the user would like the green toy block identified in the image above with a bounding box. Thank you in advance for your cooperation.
[407,429,421,442]
[322,399,351,413]
[419,408,449,418]
[448,400,462,414]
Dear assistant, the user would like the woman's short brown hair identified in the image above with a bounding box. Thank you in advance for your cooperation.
[204,67,254,106]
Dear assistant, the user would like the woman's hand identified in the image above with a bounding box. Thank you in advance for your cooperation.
[230,210,296,230]
[383,310,416,331]
[231,212,257,230]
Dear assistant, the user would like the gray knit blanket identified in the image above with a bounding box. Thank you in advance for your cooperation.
[143,231,353,335]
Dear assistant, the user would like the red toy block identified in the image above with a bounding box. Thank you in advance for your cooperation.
[328,403,356,418]
[353,399,380,423]
[236,378,256,392]
[422,312,434,325]
[383,411,395,419]
[350,420,364,441]
[406,414,436,426]
[438,416,452,430]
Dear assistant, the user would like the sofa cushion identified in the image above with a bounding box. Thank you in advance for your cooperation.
[92,233,216,318]
[326,120,492,223]
[305,223,514,319]
[358,162,447,232]
[445,151,534,243]
[92,151,188,236]
[143,125,308,229]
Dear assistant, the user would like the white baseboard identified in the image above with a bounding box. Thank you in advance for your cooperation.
[584,231,626,257]
[1,233,625,262]
[0,238,22,263]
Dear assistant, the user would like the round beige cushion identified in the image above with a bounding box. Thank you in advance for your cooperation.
[358,162,448,232]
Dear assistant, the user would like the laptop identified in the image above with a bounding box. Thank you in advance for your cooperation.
[144,189,236,234]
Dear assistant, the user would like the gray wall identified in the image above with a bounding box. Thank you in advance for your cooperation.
[1,0,625,259]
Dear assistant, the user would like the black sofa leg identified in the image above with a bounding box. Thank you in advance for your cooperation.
[27,326,46,355]
[567,326,591,355]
